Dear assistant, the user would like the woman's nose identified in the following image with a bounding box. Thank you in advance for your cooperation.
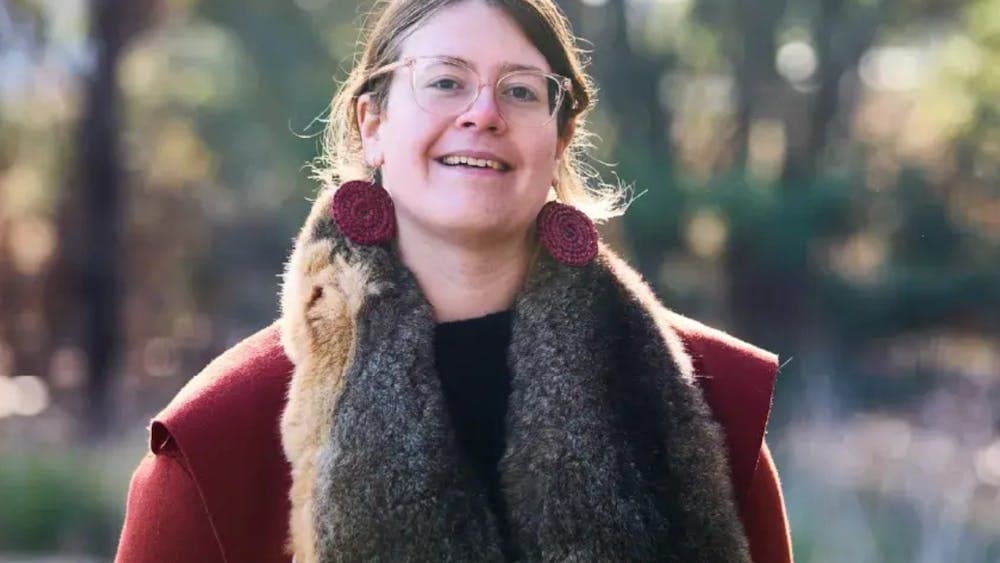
[455,84,508,133]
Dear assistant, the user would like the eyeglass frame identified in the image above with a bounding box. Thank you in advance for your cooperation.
[360,55,579,127]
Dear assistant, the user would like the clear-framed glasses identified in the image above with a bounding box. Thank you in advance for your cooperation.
[365,55,577,128]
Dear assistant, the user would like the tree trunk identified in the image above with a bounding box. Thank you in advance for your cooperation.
[78,0,126,440]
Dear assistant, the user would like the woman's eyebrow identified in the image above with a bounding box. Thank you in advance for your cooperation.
[501,61,544,73]
[439,55,544,73]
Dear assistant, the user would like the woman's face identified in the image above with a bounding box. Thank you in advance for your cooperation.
[357,0,572,244]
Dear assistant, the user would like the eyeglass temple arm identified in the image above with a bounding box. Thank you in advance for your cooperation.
[366,58,413,81]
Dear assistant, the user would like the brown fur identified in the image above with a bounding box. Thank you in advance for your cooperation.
[279,189,380,561]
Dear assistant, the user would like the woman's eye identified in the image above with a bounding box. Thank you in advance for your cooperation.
[505,85,540,102]
[428,78,463,91]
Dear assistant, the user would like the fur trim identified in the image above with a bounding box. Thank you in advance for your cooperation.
[599,248,696,385]
[279,188,382,562]
[278,189,751,562]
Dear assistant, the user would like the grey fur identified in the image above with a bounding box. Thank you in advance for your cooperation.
[307,213,750,562]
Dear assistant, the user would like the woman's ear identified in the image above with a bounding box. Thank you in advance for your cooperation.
[556,119,575,160]
[553,118,576,183]
[356,92,384,167]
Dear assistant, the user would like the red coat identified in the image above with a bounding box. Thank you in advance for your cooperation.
[115,320,793,563]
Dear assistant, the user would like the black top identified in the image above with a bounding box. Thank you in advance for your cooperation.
[434,309,516,559]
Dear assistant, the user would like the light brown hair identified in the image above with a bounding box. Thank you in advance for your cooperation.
[311,0,628,221]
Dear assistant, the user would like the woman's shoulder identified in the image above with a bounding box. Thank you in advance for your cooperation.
[128,322,294,562]
[599,245,779,388]
[665,310,778,381]
[663,310,781,500]
[147,321,293,456]
[601,246,781,498]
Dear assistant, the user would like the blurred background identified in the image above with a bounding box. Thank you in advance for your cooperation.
[0,0,997,560]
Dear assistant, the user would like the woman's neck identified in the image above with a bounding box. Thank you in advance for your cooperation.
[394,220,537,323]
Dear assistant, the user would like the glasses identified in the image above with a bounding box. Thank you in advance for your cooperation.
[365,55,577,128]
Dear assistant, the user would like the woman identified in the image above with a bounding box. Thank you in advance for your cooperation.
[116,0,793,561]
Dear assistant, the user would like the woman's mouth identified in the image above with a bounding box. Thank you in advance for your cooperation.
[434,154,512,175]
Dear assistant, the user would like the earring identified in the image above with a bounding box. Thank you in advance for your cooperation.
[330,179,396,245]
[536,201,598,267]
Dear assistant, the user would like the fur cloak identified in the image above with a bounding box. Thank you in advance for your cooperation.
[278,187,753,562]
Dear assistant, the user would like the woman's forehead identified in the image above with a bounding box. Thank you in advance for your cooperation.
[397,2,552,74]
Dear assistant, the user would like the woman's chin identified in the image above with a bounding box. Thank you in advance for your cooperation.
[413,210,525,242]
[442,215,512,236]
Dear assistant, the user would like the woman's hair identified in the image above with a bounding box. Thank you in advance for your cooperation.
[311,0,629,221]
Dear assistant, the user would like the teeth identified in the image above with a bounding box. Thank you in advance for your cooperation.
[441,155,506,171]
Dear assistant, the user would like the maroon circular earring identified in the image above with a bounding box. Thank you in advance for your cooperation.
[329,179,396,245]
[536,201,598,267]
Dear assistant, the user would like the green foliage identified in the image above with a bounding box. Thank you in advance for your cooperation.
[618,143,685,255]
[701,173,855,275]
[0,454,123,555]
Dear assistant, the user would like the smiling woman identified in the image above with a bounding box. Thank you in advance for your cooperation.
[114,1,793,562]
